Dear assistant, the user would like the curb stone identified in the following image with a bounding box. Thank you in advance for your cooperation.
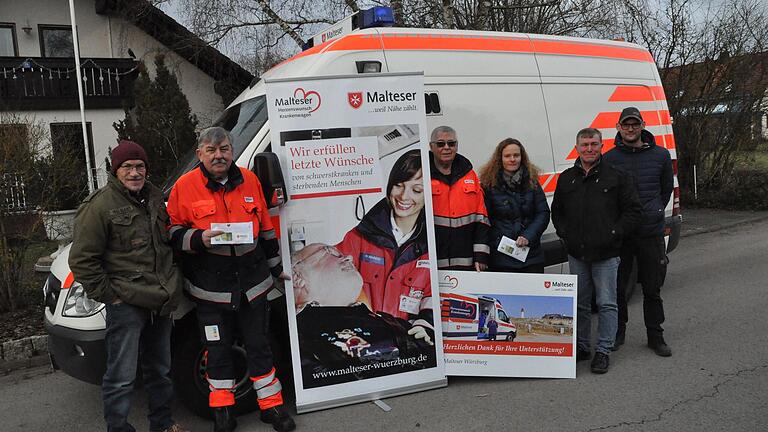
[0,335,50,373]
[2,338,33,362]
[680,213,768,238]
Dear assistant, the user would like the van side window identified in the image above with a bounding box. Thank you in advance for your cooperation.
[497,310,510,323]
[425,92,441,115]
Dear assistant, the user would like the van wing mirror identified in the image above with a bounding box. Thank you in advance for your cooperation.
[252,152,287,208]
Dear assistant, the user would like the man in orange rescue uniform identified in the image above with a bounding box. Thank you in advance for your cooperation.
[167,127,295,432]
[429,125,490,271]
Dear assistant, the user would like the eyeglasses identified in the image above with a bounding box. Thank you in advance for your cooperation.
[620,122,642,130]
[431,140,457,148]
[119,163,146,173]
[292,245,343,269]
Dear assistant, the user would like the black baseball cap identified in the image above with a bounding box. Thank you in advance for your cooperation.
[619,107,643,123]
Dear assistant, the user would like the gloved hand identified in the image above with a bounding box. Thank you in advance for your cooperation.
[407,325,434,346]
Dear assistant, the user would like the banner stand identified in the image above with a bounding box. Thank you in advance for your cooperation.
[266,72,447,413]
[296,378,447,414]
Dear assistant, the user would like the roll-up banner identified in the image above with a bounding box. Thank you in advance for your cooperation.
[266,73,446,413]
[440,271,577,378]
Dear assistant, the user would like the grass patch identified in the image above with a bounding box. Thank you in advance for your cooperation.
[735,150,768,170]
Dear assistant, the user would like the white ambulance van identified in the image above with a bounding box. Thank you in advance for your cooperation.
[43,6,682,416]
[441,293,517,341]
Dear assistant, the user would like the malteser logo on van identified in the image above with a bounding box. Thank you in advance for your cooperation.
[363,89,418,114]
[321,26,344,43]
[274,88,321,119]
[348,92,363,109]
[544,281,551,289]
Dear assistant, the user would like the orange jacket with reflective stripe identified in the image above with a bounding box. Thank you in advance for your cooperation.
[429,154,490,270]
[167,165,281,308]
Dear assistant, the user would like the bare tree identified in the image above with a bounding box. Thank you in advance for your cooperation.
[0,115,89,312]
[614,0,768,197]
[254,0,307,47]
[175,0,353,59]
[345,0,361,12]
[442,0,457,28]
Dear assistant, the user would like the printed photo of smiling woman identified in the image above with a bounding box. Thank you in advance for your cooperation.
[336,149,435,345]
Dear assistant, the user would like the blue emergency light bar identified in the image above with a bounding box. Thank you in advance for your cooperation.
[303,6,395,51]
[360,6,395,29]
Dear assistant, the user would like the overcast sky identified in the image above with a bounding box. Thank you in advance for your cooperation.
[157,1,183,25]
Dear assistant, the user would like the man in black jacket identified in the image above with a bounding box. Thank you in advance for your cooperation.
[552,128,641,374]
[603,107,674,357]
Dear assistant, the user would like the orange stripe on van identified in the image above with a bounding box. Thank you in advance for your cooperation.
[327,34,386,52]
[608,86,665,102]
[542,173,560,193]
[662,134,676,149]
[530,39,654,63]
[589,110,670,128]
[378,34,532,53]
[272,33,656,72]
[666,134,676,149]
[271,40,332,68]
[659,110,671,125]
[602,138,616,152]
[62,272,75,289]
[378,34,653,63]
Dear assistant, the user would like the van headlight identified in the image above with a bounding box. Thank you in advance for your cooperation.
[63,283,104,317]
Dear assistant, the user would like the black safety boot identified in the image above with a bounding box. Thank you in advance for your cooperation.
[590,352,610,374]
[260,405,296,432]
[213,406,237,432]
[648,336,672,357]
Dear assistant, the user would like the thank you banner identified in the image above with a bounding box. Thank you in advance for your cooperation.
[440,271,577,378]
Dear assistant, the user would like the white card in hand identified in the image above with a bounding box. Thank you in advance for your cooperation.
[210,222,254,245]
[497,235,530,262]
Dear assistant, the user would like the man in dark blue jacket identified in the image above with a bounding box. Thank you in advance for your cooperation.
[603,107,674,357]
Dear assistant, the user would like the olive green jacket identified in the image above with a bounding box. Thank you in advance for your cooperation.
[69,175,182,315]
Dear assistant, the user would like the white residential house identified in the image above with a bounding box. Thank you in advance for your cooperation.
[0,0,253,201]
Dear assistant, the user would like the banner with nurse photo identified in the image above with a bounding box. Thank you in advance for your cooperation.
[440,271,577,378]
[265,73,446,413]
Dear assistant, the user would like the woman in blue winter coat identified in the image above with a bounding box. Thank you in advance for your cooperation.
[479,138,550,273]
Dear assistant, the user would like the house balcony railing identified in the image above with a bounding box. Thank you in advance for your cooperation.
[0,57,139,110]
[1,172,29,213]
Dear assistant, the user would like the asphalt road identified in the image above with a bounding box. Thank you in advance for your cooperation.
[2,219,767,431]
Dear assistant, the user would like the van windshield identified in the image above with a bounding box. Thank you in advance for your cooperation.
[162,95,268,196]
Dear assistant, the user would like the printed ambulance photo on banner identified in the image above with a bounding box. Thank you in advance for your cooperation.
[442,294,573,343]
[285,131,438,389]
